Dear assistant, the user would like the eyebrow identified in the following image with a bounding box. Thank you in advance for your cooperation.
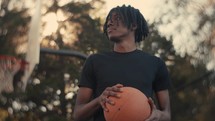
[108,13,121,21]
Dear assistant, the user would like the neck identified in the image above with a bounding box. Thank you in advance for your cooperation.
[111,28,137,53]
[113,39,137,53]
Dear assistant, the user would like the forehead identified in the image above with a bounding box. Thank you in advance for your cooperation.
[108,11,121,19]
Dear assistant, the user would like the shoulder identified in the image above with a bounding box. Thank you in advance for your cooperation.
[85,52,112,62]
[87,52,109,59]
[136,50,165,66]
[137,50,161,61]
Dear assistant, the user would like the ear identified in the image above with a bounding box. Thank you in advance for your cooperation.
[131,23,137,31]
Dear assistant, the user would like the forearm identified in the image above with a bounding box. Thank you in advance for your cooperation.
[73,97,101,121]
[156,90,171,121]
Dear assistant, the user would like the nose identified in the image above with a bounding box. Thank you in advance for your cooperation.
[107,18,113,27]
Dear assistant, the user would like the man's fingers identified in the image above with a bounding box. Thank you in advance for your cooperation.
[114,84,123,91]
[148,97,156,109]
[100,84,123,111]
[106,84,123,92]
[103,84,123,98]
[100,101,108,112]
[103,90,121,98]
[100,96,115,112]
[112,86,123,92]
[115,83,123,88]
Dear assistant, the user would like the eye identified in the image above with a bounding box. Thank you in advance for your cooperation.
[113,14,120,21]
[117,16,121,21]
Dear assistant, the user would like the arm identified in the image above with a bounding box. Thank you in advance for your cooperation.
[146,90,171,121]
[73,87,100,121]
[73,84,123,121]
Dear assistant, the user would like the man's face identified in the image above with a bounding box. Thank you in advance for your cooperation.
[106,12,131,42]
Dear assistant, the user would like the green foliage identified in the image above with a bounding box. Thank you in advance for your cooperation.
[0,3,30,57]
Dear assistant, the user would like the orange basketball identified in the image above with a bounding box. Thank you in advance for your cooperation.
[104,87,151,121]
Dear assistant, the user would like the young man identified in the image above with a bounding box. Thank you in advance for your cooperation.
[74,5,171,121]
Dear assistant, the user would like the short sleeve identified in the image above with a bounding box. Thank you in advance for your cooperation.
[153,59,171,92]
[79,55,96,89]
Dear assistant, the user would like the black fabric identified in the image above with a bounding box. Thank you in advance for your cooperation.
[79,49,170,121]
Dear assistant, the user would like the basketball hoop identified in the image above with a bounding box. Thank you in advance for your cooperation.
[0,55,28,93]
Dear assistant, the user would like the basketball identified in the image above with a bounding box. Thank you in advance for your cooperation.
[104,87,151,121]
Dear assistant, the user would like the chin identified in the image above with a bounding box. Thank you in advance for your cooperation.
[109,37,121,43]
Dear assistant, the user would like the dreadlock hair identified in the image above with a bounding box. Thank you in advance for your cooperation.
[103,5,149,43]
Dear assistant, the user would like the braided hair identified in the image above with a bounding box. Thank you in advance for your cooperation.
[103,5,149,42]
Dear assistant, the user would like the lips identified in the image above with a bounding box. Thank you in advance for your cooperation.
[107,28,116,33]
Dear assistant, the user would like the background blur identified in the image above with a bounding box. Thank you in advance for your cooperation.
[0,0,215,121]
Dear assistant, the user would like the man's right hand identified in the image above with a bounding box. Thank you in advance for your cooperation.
[98,84,123,111]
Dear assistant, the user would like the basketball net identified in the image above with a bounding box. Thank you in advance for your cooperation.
[0,56,21,93]
[22,0,41,91]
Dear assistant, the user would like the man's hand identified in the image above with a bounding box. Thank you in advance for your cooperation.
[145,97,161,121]
[98,84,123,111]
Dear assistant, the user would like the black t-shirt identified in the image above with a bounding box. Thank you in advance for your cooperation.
[79,49,170,121]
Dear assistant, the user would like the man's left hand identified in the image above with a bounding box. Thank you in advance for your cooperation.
[145,97,161,121]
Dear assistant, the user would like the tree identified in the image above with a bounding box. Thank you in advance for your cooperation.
[0,0,108,120]
[140,1,215,120]
[0,0,30,57]
[141,24,214,121]
[146,0,215,70]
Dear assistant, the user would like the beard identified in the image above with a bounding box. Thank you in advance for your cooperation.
[108,33,128,43]
[109,36,122,43]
